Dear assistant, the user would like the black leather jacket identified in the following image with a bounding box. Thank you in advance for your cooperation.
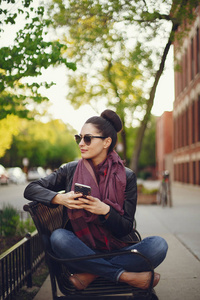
[24,161,139,243]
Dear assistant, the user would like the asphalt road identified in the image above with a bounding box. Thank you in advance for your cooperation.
[0,182,30,211]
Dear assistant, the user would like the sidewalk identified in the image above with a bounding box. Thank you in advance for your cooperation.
[33,183,200,300]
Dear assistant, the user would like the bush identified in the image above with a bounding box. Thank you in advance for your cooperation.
[0,205,36,237]
[137,184,158,195]
[138,171,152,180]
[0,205,20,237]
[141,186,158,195]
[17,218,36,236]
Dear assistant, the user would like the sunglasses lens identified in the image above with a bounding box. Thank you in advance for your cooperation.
[75,135,92,145]
[75,135,81,144]
[84,136,92,145]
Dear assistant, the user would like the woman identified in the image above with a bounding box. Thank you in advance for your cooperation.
[24,109,168,290]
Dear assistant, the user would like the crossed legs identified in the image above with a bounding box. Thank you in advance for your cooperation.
[50,229,168,290]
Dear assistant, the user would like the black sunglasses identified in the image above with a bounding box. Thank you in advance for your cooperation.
[75,134,106,145]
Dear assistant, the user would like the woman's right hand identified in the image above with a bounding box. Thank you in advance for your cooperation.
[51,191,84,209]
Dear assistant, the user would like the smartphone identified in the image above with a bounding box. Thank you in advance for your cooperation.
[74,183,91,198]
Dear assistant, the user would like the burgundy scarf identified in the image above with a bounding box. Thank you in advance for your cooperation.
[68,151,127,250]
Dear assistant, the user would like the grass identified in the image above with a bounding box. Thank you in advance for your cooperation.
[14,261,49,300]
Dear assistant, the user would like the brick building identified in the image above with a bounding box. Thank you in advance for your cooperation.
[173,6,200,187]
[156,6,200,187]
[156,112,173,180]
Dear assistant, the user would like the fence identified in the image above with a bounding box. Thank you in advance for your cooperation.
[0,230,45,300]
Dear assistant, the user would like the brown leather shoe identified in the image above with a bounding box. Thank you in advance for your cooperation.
[69,273,98,290]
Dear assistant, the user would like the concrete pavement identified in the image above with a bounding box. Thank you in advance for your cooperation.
[33,183,200,300]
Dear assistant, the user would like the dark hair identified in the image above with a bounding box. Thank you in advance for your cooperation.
[85,109,122,152]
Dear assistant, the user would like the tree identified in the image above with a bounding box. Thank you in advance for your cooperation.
[66,44,151,162]
[0,115,20,157]
[48,0,198,173]
[0,0,76,120]
[0,118,79,169]
[125,115,156,168]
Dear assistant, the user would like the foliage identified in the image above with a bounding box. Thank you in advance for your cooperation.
[0,204,36,237]
[0,0,76,120]
[0,118,79,169]
[0,204,20,237]
[47,0,198,172]
[138,116,156,168]
[17,218,36,236]
[0,114,21,157]
[124,115,156,167]
[137,184,158,195]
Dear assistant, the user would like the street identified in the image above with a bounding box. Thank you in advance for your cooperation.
[0,182,30,211]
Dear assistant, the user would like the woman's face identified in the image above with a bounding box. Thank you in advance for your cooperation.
[78,123,111,166]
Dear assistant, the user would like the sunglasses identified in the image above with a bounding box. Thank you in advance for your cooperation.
[75,134,106,146]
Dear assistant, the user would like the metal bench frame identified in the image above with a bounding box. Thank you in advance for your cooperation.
[23,201,158,300]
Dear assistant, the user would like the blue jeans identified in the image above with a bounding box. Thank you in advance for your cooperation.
[50,229,168,282]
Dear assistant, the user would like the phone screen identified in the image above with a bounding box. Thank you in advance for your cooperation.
[74,183,91,198]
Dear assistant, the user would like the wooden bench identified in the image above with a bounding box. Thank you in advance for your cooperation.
[23,201,159,299]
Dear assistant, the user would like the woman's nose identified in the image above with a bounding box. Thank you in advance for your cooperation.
[79,137,85,146]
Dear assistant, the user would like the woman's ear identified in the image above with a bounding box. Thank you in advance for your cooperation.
[104,137,112,149]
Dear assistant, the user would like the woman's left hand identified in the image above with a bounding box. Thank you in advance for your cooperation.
[77,195,110,216]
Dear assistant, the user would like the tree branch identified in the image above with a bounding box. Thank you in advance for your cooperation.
[130,21,180,173]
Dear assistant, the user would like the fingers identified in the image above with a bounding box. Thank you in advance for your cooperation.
[73,192,82,199]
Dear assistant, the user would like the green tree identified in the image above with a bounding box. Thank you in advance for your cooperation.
[0,119,79,169]
[0,0,76,120]
[125,115,156,168]
[48,0,198,173]
[138,116,156,169]
[0,115,20,157]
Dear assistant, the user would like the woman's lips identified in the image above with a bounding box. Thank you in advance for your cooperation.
[80,149,87,153]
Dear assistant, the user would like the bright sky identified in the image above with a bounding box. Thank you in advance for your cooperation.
[41,46,174,133]
[0,5,175,133]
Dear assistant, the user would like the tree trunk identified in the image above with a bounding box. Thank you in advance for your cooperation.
[120,128,127,163]
[130,22,179,174]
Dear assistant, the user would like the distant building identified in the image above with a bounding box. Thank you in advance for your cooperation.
[156,6,200,187]
[173,6,200,187]
[156,112,173,180]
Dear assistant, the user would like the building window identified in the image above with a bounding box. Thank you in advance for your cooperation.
[179,115,182,148]
[187,162,190,184]
[197,28,200,74]
[192,102,195,144]
[184,163,186,183]
[186,108,189,146]
[174,164,177,181]
[191,37,195,80]
[179,164,181,182]
[199,161,200,186]
[193,161,196,185]
[183,110,187,147]
[181,56,184,91]
[198,95,200,142]
[185,49,188,87]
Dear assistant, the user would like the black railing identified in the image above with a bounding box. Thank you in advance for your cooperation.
[0,230,45,300]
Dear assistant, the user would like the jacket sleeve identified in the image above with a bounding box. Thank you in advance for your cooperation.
[99,168,137,238]
[23,162,77,207]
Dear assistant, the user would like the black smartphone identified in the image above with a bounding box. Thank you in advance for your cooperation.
[74,183,91,198]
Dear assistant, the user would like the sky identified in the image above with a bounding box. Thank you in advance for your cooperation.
[40,46,174,133]
[0,4,175,133]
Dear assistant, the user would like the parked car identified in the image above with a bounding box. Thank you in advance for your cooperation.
[7,167,27,184]
[0,164,9,185]
[27,167,46,181]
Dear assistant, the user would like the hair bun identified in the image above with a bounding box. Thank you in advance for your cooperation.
[101,109,122,133]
